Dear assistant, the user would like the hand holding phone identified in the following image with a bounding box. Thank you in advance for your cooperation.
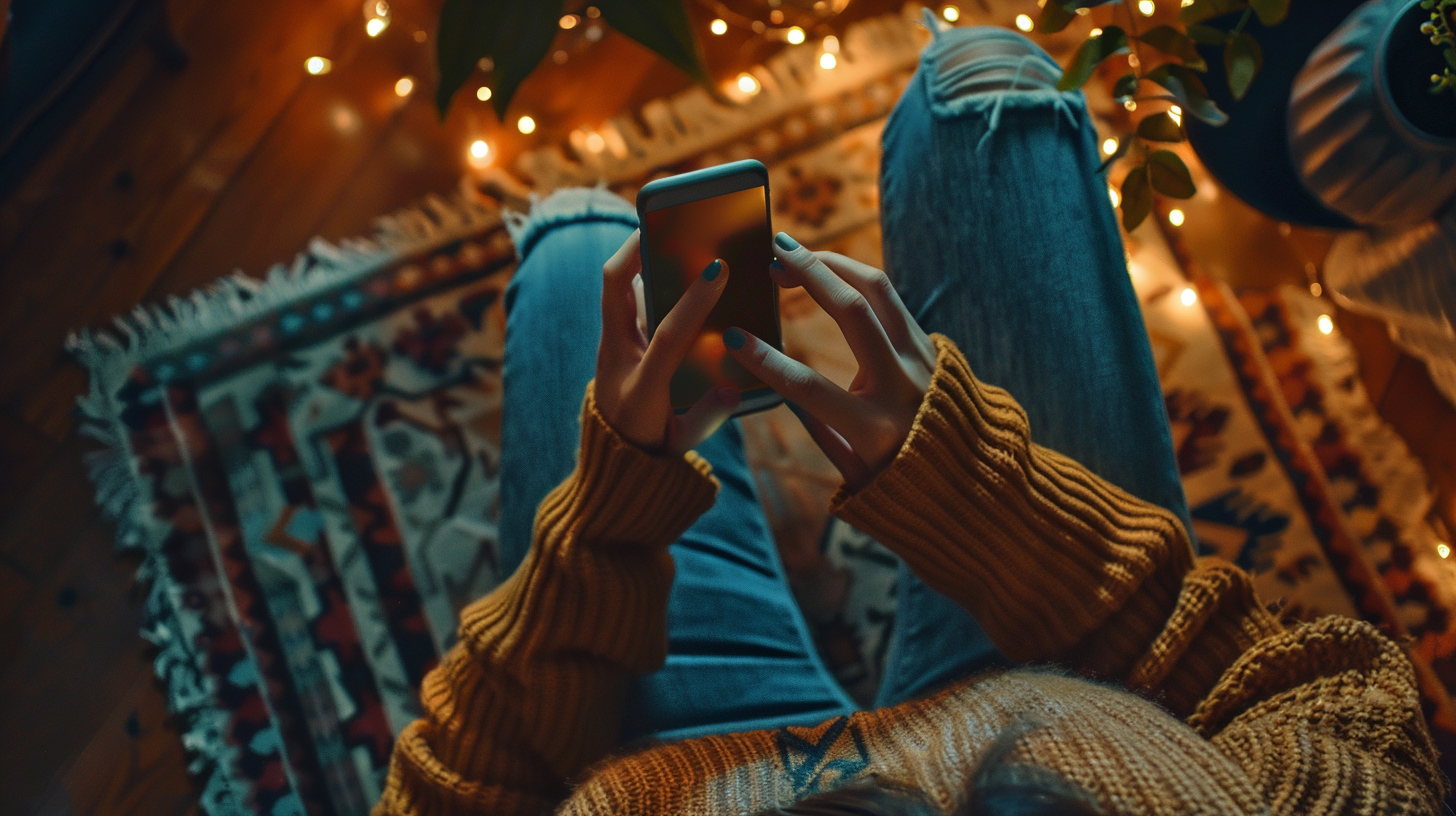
[593,231,743,456]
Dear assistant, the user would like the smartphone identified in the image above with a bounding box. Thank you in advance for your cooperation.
[636,159,784,417]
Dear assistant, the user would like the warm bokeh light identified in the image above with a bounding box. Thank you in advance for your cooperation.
[1181,287,1198,306]
[366,16,388,37]
[820,52,838,69]
[1015,14,1034,31]
[737,73,761,95]
[1139,0,1156,15]
[560,14,579,29]
[1102,137,1119,156]
[395,76,414,96]
[1440,543,1451,559]
[787,26,806,44]
[1318,314,1334,335]
[1310,282,1323,297]
[467,139,491,168]
[1168,208,1185,227]
[585,132,606,153]
[305,57,331,75]
[1124,99,1138,111]
[1169,105,1183,125]
[517,115,537,134]
[824,35,840,53]
[943,5,961,21]
[1109,186,1121,208]
[1090,27,1103,37]
[476,86,492,101]
[373,0,389,16]
[710,18,728,35]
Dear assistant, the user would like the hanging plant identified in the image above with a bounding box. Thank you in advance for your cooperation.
[1040,0,1289,230]
[434,0,713,118]
[1422,0,1456,94]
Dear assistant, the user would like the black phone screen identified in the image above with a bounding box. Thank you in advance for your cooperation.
[642,185,779,411]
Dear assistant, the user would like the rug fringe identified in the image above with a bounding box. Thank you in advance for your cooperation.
[66,178,503,816]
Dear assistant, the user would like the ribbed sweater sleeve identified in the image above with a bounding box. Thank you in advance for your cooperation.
[373,383,719,816]
[833,334,1284,714]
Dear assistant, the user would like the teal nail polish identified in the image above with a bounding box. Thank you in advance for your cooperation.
[722,328,746,350]
[769,260,785,273]
[701,259,721,281]
[775,232,800,251]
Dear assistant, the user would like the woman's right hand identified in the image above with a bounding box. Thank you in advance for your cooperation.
[723,233,939,492]
[594,231,743,456]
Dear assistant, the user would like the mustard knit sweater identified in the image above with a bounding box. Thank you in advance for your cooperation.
[374,336,1445,816]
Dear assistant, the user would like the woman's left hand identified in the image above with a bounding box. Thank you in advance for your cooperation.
[724,233,938,492]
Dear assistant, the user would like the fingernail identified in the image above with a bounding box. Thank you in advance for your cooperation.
[701,259,722,282]
[722,328,747,350]
[775,232,800,251]
[769,259,785,274]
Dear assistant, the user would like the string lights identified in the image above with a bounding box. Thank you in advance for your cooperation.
[1138,0,1156,16]
[395,76,414,97]
[943,5,961,22]
[1015,14,1034,32]
[1168,208,1185,227]
[517,116,537,134]
[711,18,728,35]
[305,56,332,75]
[1317,314,1334,335]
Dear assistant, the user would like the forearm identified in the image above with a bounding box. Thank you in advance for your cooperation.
[833,336,1280,709]
[376,385,719,815]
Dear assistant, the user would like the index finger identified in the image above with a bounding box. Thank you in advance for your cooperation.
[771,233,902,379]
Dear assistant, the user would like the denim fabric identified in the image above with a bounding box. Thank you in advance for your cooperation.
[871,25,1193,709]
[497,190,857,745]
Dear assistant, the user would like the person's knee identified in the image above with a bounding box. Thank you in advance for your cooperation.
[503,186,638,266]
[923,24,1063,100]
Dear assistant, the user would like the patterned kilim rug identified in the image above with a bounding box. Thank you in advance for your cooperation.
[71,6,1456,815]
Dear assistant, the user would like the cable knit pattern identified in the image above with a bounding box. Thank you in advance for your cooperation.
[375,340,1445,816]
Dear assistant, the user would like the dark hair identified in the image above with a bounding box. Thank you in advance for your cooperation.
[756,722,1105,816]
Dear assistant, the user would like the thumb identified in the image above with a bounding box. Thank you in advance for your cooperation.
[665,386,741,455]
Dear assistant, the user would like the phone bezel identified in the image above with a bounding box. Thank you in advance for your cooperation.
[635,159,784,418]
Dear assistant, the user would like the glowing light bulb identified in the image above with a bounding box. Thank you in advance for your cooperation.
[366,16,388,36]
[305,57,331,75]
[824,35,839,53]
[737,73,761,95]
[395,76,414,96]
[710,18,728,35]
[1138,0,1156,15]
[1109,186,1121,208]
[1090,27,1103,37]
[560,14,579,29]
[1181,0,1193,6]
[476,86,492,101]
[1317,314,1334,335]
[468,139,491,168]
[585,132,606,153]
[787,26,806,44]
[1309,282,1323,297]
[1168,208,1185,227]
[1169,105,1182,125]
[517,115,537,134]
[1124,99,1138,111]
[1180,287,1197,306]
[1015,14,1034,31]
[820,52,837,69]
[1439,543,1451,559]
[943,5,961,21]
[1102,138,1119,156]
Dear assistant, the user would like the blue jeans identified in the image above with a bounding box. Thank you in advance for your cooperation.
[496,26,1192,740]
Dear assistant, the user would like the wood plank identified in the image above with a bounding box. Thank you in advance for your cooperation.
[30,671,200,816]
[0,436,100,596]
[0,518,152,812]
[1378,355,1456,536]
[0,0,379,414]
[0,409,60,522]
[1336,306,1404,407]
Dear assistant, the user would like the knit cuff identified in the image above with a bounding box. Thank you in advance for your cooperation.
[832,335,1191,662]
[543,382,721,552]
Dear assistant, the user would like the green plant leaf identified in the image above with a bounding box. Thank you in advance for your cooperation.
[597,0,710,87]
[1184,23,1229,45]
[486,3,561,119]
[1147,64,1228,125]
[1248,0,1290,26]
[1056,26,1129,92]
[1138,25,1207,72]
[1121,164,1153,231]
[435,0,510,117]
[1137,112,1184,141]
[1037,1,1078,34]
[1224,31,1263,101]
[1113,73,1139,100]
[1179,0,1247,24]
[1148,150,1196,198]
